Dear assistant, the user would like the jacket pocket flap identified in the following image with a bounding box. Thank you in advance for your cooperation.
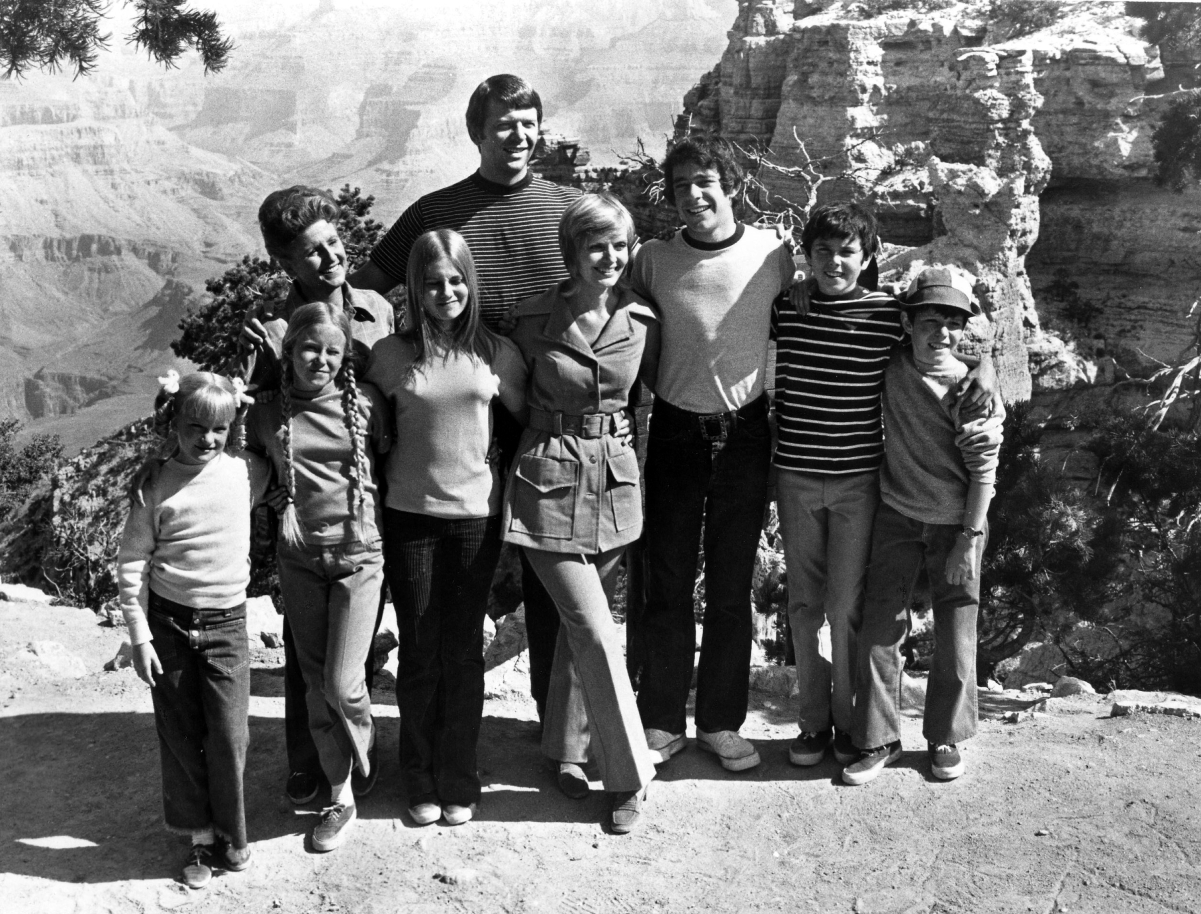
[605,449,641,485]
[515,455,577,493]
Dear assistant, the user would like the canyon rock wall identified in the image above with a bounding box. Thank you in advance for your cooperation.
[680,0,1201,405]
[0,0,736,448]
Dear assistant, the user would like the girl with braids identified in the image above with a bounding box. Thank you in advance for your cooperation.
[366,229,527,827]
[243,302,392,854]
[117,371,267,889]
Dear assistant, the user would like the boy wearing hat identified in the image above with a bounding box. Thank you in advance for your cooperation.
[842,265,1004,785]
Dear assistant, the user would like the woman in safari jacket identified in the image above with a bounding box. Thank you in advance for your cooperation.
[502,192,659,835]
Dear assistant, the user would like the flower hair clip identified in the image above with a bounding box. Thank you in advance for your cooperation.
[157,369,180,396]
[230,377,256,407]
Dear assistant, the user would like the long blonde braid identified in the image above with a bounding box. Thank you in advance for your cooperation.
[277,383,306,548]
[340,359,371,543]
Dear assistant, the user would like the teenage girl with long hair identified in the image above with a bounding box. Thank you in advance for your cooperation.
[244,302,391,853]
[366,229,527,827]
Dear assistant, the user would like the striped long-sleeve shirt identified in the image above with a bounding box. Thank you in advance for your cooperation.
[772,288,905,475]
[369,172,581,331]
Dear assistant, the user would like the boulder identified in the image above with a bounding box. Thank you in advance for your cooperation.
[103,641,134,671]
[371,630,398,674]
[12,640,86,678]
[1050,676,1096,698]
[0,582,53,604]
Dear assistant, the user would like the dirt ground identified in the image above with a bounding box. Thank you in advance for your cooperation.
[2,600,1200,914]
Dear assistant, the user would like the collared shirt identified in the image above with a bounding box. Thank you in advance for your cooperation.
[502,283,658,554]
[236,281,396,393]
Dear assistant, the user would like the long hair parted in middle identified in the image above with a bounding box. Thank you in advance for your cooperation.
[403,229,497,368]
[277,302,371,547]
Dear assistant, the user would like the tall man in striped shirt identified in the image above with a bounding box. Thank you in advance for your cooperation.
[350,74,581,728]
[776,202,995,769]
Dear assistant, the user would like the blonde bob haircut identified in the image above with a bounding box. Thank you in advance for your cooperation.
[558,191,636,293]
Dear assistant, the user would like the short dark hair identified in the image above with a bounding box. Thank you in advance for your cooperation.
[465,74,542,144]
[258,186,339,261]
[662,135,744,206]
[800,202,879,258]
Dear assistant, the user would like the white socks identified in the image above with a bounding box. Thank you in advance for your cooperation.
[192,826,215,846]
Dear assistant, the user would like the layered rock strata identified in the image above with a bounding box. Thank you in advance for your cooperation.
[680,1,1201,403]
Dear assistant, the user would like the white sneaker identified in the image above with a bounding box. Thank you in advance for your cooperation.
[696,728,761,771]
[644,728,687,765]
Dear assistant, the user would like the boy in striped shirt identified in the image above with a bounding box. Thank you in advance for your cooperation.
[775,203,994,768]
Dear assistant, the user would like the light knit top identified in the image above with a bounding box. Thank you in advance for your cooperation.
[244,382,391,546]
[366,333,528,519]
[117,451,269,646]
[631,223,796,414]
[880,347,1005,526]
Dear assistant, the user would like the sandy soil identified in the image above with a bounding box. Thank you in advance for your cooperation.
[2,600,1199,914]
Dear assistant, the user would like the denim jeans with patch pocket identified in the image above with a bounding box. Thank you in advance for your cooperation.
[147,589,250,849]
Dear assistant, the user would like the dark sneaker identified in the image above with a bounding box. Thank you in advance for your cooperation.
[841,741,903,786]
[697,729,761,771]
[311,803,356,852]
[608,787,647,835]
[930,743,965,781]
[832,729,858,766]
[788,730,832,766]
[555,762,589,800]
[216,839,251,872]
[286,771,320,805]
[443,803,477,826]
[408,799,441,826]
[181,844,213,889]
[644,728,687,765]
[352,741,378,798]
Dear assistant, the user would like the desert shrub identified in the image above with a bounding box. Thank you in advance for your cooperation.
[988,0,1066,39]
[853,0,957,19]
[172,184,390,372]
[1152,91,1201,192]
[1128,1,1201,49]
[0,419,64,522]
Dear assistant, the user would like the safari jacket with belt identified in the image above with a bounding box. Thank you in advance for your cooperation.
[502,283,658,554]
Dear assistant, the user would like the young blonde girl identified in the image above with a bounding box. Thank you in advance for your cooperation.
[117,372,265,889]
[243,302,391,854]
[366,229,527,827]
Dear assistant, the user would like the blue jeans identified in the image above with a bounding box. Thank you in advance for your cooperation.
[637,395,771,735]
[853,502,983,749]
[383,510,502,806]
[147,589,249,848]
[276,538,384,790]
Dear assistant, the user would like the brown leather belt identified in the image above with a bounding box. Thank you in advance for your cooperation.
[528,406,616,439]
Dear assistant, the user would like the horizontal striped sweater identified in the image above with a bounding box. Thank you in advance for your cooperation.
[369,172,581,331]
[772,287,905,475]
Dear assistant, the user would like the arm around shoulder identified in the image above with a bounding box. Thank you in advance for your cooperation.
[348,260,400,296]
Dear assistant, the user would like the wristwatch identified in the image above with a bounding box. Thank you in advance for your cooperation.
[961,526,985,539]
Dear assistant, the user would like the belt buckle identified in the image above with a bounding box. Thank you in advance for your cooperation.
[700,413,727,443]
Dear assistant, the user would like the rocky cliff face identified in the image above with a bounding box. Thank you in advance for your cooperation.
[680,0,1201,404]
